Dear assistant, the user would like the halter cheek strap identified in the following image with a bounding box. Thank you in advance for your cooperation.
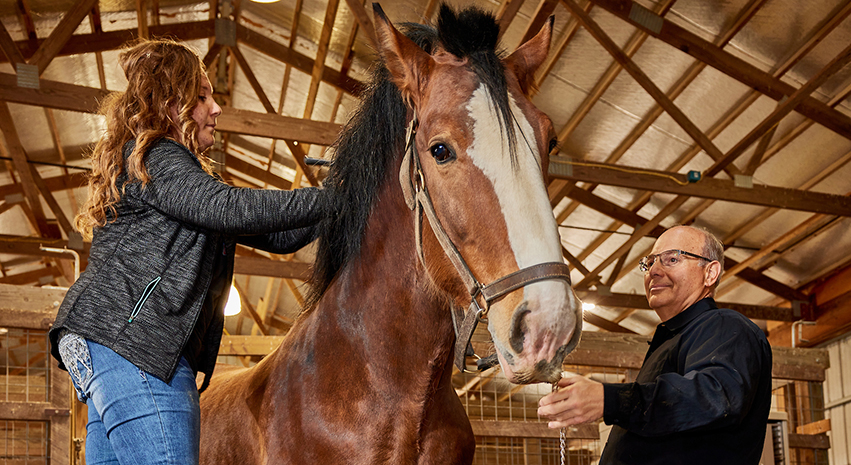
[399,113,573,372]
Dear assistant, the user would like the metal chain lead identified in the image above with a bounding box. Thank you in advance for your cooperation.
[551,381,566,465]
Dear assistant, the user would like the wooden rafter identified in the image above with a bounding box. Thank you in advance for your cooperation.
[533,0,591,91]
[562,0,740,179]
[29,0,98,75]
[586,0,851,140]
[549,157,851,216]
[0,101,52,237]
[229,44,276,113]
[304,0,341,122]
[343,0,377,50]
[495,0,525,39]
[0,21,25,65]
[555,0,674,144]
[519,0,559,45]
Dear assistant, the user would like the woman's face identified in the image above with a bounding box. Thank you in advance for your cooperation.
[192,74,222,152]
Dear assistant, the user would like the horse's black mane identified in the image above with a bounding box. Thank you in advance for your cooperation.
[303,4,516,309]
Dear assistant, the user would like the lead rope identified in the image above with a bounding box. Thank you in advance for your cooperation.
[551,380,566,465]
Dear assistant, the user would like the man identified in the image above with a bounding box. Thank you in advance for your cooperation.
[538,225,772,464]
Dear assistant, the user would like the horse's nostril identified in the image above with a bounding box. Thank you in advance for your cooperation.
[509,306,530,353]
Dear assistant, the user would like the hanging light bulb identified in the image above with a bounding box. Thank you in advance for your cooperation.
[581,302,596,312]
[224,284,242,316]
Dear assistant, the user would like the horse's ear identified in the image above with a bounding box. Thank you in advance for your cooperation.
[373,3,432,106]
[505,15,553,95]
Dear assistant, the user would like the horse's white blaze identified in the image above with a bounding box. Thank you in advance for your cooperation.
[466,85,575,348]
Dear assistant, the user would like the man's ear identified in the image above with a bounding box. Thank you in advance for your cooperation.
[704,261,722,288]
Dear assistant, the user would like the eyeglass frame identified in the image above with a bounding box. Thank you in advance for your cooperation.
[638,249,714,273]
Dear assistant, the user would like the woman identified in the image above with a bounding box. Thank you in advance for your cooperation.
[48,38,324,464]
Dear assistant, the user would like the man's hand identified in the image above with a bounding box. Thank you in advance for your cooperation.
[537,373,604,428]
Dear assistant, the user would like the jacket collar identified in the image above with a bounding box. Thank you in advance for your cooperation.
[659,297,717,333]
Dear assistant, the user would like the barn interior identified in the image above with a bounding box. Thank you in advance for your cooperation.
[0,0,850,463]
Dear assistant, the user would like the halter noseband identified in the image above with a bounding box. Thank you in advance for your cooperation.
[399,113,573,372]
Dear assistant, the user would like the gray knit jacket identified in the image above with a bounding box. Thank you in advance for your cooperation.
[49,138,324,386]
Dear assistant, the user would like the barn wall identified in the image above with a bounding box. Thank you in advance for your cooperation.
[825,334,851,465]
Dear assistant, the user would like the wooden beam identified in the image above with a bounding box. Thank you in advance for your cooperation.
[579,291,797,322]
[0,234,91,258]
[0,73,342,145]
[28,164,76,238]
[0,283,65,316]
[0,101,51,236]
[563,179,807,304]
[218,335,284,356]
[0,72,107,113]
[217,107,341,145]
[136,0,149,39]
[304,0,340,122]
[224,153,292,190]
[229,45,276,114]
[586,0,851,141]
[495,0,525,39]
[788,433,830,450]
[0,20,25,65]
[0,403,69,421]
[549,157,851,217]
[469,420,598,439]
[0,265,62,285]
[235,22,362,96]
[233,280,268,335]
[562,0,739,178]
[556,0,673,142]
[583,311,636,333]
[703,38,851,178]
[3,20,215,64]
[233,256,311,280]
[0,171,87,198]
[575,196,686,289]
[343,0,377,50]
[725,257,809,303]
[218,328,827,382]
[28,0,98,75]
[519,0,559,45]
[534,0,591,92]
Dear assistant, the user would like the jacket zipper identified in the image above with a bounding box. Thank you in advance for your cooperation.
[128,277,161,323]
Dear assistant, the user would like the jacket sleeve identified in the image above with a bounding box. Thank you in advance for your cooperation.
[236,225,319,254]
[601,314,770,437]
[130,140,325,235]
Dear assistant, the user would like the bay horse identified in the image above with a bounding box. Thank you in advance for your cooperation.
[200,4,582,464]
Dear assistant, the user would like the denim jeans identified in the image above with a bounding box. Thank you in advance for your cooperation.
[58,334,200,465]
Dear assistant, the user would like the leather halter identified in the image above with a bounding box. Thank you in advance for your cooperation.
[398,114,573,372]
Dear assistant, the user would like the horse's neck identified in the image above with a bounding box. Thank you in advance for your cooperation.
[315,177,456,390]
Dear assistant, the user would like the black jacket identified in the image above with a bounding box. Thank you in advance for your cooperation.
[600,298,773,464]
[49,138,324,386]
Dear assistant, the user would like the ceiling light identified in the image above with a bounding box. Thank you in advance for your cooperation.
[224,284,242,316]
[582,302,596,311]
[250,0,280,3]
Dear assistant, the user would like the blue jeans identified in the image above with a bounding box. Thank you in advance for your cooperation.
[58,335,200,465]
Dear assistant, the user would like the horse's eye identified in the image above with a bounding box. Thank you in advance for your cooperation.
[430,143,455,164]
[548,138,559,155]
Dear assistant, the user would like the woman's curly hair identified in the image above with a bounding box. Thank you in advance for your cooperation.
[75,38,213,238]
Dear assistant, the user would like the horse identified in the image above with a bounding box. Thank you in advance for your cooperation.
[199,4,582,464]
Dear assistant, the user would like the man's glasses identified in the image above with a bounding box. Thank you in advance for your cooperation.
[638,249,713,272]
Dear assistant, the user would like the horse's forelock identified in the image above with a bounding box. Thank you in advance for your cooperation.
[436,4,518,165]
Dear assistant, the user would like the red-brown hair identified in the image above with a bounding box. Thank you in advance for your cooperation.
[75,38,213,238]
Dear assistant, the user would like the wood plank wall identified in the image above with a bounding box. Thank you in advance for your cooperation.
[826,334,851,464]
